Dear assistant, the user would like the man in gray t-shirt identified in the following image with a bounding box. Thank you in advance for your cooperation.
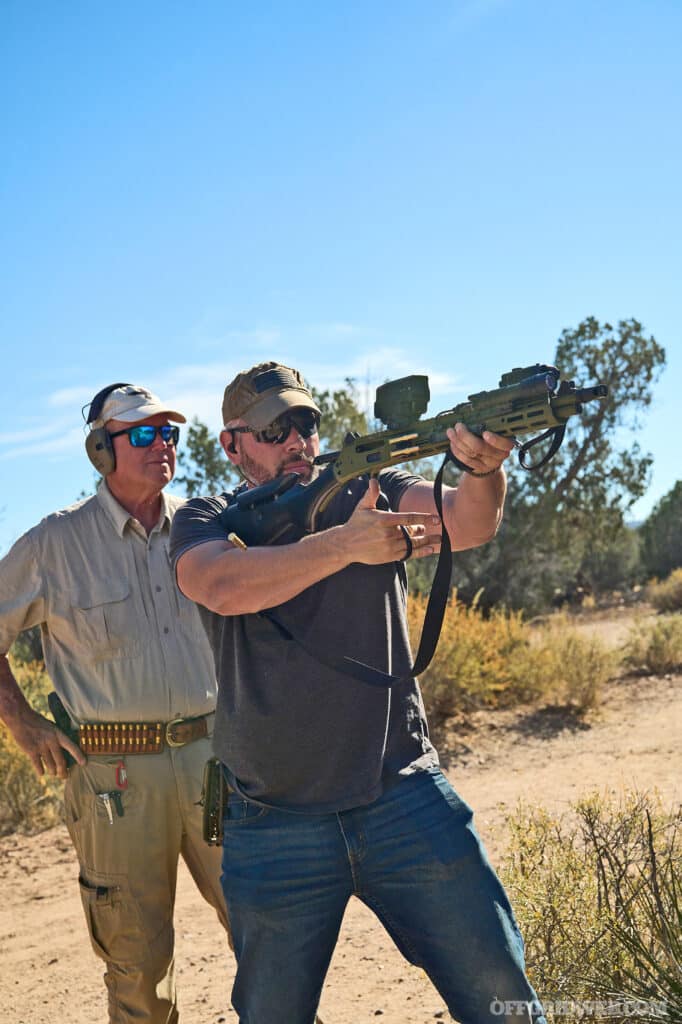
[171,361,546,1024]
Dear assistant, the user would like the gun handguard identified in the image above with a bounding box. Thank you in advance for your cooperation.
[217,363,608,547]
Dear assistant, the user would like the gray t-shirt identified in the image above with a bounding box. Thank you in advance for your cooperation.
[170,469,439,813]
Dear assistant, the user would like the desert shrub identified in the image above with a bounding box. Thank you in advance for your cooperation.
[647,569,682,614]
[622,616,682,675]
[0,659,63,835]
[524,630,616,712]
[410,596,614,716]
[501,792,681,1023]
[408,593,528,714]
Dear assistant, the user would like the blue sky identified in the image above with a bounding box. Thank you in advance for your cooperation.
[1,0,680,554]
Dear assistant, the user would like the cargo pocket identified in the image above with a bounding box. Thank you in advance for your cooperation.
[79,874,150,966]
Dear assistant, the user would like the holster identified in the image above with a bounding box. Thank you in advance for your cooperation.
[201,757,228,845]
[47,691,81,768]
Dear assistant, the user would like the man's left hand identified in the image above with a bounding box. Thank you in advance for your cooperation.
[446,423,514,477]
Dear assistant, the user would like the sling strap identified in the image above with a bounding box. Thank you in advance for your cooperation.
[260,454,454,688]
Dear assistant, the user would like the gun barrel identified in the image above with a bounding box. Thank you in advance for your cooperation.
[576,384,608,401]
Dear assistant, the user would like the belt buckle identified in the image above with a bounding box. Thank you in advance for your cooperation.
[165,717,188,748]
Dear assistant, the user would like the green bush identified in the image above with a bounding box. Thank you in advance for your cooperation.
[622,616,682,675]
[501,792,681,1023]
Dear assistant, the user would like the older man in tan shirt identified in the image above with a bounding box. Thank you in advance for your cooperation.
[0,383,229,1023]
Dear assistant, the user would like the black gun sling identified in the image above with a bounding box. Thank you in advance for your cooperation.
[260,454,453,688]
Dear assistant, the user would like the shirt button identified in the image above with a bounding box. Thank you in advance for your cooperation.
[163,627,169,634]
[156,585,162,592]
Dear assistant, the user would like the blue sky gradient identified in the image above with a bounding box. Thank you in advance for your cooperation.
[1,0,680,553]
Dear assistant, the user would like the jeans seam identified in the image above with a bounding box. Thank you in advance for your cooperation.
[336,814,363,895]
[361,892,423,967]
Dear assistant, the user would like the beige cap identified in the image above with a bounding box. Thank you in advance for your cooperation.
[92,385,187,428]
[222,362,320,429]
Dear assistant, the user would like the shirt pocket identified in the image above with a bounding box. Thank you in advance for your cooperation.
[70,578,142,660]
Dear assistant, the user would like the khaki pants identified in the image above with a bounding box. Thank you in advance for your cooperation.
[64,731,229,1023]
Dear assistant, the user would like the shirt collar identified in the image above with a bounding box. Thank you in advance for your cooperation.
[96,480,171,538]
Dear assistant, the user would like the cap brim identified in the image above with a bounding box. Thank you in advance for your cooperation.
[115,402,187,424]
[243,390,320,429]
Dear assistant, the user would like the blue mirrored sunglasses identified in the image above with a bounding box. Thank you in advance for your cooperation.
[108,424,180,448]
[231,409,320,445]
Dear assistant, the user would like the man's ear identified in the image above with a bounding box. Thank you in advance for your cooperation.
[220,429,239,463]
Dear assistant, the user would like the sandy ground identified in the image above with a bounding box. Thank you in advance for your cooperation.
[1,631,680,1023]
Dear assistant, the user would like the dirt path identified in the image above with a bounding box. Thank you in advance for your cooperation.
[1,672,680,1024]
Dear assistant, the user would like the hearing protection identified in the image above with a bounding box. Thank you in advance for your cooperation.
[84,382,132,476]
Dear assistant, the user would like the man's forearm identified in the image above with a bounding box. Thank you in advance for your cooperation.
[178,525,353,616]
[443,467,507,549]
[0,654,35,729]
[177,482,441,616]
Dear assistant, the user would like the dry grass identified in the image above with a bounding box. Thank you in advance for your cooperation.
[409,594,616,718]
[501,791,681,1023]
[647,568,682,613]
[622,615,682,676]
[0,659,63,835]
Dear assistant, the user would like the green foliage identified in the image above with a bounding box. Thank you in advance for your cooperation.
[311,378,368,451]
[579,524,641,593]
[0,659,63,835]
[501,793,681,1023]
[10,625,44,664]
[622,615,682,675]
[639,482,682,580]
[175,417,238,497]
[647,568,682,613]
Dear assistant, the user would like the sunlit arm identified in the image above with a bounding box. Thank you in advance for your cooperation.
[397,423,511,550]
[176,480,441,616]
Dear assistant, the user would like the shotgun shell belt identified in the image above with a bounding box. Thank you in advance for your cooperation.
[78,715,209,754]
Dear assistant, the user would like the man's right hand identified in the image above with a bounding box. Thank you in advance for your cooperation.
[10,706,86,779]
[340,478,442,565]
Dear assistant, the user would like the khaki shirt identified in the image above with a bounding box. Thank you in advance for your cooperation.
[0,483,218,724]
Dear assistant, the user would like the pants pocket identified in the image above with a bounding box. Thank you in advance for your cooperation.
[79,873,151,966]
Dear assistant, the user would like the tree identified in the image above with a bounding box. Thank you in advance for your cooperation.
[175,419,237,498]
[311,379,368,451]
[638,480,682,580]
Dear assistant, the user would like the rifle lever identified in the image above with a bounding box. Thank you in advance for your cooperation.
[518,425,566,470]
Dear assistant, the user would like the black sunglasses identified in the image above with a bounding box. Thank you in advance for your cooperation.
[231,409,320,445]
[108,425,180,448]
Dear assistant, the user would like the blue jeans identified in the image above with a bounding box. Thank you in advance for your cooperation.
[221,767,546,1024]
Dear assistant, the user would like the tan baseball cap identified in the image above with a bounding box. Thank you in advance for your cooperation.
[91,385,187,428]
[222,362,320,429]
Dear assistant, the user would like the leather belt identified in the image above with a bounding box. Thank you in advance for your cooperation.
[78,715,210,755]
